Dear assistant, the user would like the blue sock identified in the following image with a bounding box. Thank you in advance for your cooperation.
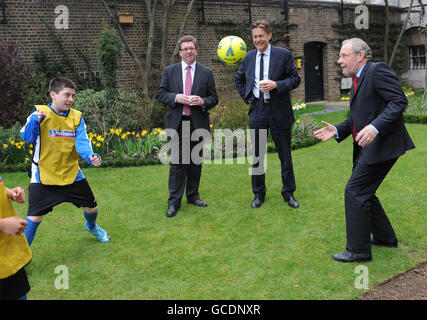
[24,217,41,247]
[84,210,98,229]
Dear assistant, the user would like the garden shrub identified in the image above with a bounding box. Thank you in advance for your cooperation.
[0,40,31,127]
[73,88,143,134]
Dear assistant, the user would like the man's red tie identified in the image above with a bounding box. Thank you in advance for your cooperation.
[183,65,192,116]
[352,76,359,143]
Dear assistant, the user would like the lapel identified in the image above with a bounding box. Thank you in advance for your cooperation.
[192,62,200,92]
[176,62,183,93]
[350,61,370,104]
[268,46,276,79]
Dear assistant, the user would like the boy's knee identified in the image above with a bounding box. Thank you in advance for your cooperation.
[83,206,98,213]
[27,215,43,223]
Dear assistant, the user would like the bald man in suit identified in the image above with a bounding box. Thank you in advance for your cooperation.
[314,38,415,262]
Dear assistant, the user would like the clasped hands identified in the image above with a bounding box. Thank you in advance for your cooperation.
[176,94,204,106]
[313,121,377,147]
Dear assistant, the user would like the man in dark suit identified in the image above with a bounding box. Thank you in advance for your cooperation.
[234,20,301,209]
[314,38,415,262]
[156,35,218,218]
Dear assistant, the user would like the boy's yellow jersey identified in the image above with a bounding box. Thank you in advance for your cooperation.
[0,178,32,279]
[35,105,82,185]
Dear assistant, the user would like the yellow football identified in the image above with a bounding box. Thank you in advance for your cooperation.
[217,36,247,66]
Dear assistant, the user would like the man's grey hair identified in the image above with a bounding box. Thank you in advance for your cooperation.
[343,38,373,59]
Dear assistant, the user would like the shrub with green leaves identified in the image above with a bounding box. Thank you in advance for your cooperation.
[73,88,144,135]
[0,40,31,127]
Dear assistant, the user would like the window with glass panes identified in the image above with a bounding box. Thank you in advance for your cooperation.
[409,45,426,70]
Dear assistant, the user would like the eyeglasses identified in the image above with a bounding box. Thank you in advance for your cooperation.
[339,51,360,59]
[179,47,196,52]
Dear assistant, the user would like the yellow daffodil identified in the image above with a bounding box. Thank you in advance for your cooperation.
[296,119,301,124]
[3,144,7,149]
[142,130,148,137]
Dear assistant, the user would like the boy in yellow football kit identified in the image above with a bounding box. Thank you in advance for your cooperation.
[20,77,109,245]
[0,179,31,300]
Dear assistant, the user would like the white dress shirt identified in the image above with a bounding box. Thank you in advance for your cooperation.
[253,44,271,101]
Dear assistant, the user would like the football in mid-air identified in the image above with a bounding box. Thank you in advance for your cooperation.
[217,36,247,65]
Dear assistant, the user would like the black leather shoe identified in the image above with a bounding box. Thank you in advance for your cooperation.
[251,197,264,208]
[371,236,398,248]
[166,206,179,218]
[332,251,372,263]
[284,195,299,208]
[187,199,208,207]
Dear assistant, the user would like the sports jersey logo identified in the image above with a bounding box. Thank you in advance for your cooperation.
[49,130,76,138]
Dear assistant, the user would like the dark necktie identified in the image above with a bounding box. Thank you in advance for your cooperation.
[352,76,359,142]
[259,53,264,107]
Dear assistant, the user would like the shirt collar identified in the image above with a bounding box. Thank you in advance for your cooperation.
[257,44,271,57]
[355,62,367,78]
[181,60,196,70]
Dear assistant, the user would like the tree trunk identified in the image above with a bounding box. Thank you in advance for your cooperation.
[384,0,389,64]
[160,0,176,69]
[143,0,158,100]
[389,0,415,67]
[100,0,144,91]
[170,0,195,64]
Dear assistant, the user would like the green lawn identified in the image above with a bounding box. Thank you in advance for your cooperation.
[3,116,426,300]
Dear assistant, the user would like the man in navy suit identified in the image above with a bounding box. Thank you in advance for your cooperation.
[314,38,415,262]
[235,20,301,209]
[156,35,218,217]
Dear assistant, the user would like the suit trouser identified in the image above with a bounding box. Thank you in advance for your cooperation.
[249,101,296,199]
[345,146,398,254]
[168,118,202,207]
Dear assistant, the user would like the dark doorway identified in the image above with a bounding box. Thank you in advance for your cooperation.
[304,42,324,102]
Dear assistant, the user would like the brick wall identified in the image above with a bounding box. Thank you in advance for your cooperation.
[0,0,402,103]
